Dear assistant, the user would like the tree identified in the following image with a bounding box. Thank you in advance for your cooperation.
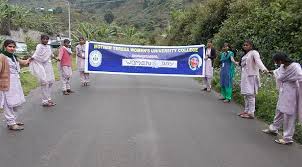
[0,0,31,34]
[104,11,115,24]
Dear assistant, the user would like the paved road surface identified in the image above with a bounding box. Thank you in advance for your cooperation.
[0,74,301,167]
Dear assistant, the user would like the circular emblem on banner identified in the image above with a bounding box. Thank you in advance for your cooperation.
[89,50,102,67]
[188,54,202,71]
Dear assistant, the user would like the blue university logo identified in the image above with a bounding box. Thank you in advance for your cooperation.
[89,50,102,67]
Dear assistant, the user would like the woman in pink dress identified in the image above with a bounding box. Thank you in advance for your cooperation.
[58,39,73,95]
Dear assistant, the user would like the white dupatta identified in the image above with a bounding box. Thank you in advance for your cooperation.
[274,63,302,123]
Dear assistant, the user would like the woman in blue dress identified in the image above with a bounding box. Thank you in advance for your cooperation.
[220,43,238,103]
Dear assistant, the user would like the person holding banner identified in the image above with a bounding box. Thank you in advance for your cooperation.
[58,39,73,95]
[219,43,238,103]
[29,35,56,107]
[203,40,216,92]
[262,52,302,145]
[76,37,89,86]
[0,40,29,130]
[238,40,268,119]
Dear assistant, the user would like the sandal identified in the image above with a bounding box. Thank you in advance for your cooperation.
[63,91,70,95]
[48,100,56,106]
[237,112,247,116]
[240,113,254,119]
[274,138,293,145]
[67,89,74,93]
[16,122,24,126]
[42,102,55,107]
[7,124,24,131]
[223,99,231,103]
[262,129,278,136]
[7,122,24,127]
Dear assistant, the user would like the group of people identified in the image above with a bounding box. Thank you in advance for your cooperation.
[1,35,302,145]
[0,35,89,130]
[202,39,302,145]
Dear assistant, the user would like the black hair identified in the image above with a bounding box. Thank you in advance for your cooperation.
[3,39,16,48]
[41,34,49,40]
[222,42,231,49]
[242,39,259,54]
[63,39,70,44]
[244,39,258,50]
[79,36,85,41]
[273,52,293,63]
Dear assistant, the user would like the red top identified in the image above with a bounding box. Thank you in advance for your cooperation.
[59,47,72,67]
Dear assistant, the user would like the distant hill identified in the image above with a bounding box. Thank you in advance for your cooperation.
[8,0,198,31]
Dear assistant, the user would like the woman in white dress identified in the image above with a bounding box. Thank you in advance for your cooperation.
[238,40,268,119]
[76,37,89,86]
[262,53,302,145]
[0,40,29,130]
[29,35,56,107]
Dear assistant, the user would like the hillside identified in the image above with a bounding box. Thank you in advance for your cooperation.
[8,0,197,31]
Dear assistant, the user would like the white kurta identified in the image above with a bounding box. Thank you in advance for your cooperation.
[76,44,86,72]
[204,48,213,78]
[274,63,302,115]
[30,44,55,84]
[0,57,25,108]
[240,54,260,95]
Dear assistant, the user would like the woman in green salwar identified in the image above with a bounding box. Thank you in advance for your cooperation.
[219,43,238,103]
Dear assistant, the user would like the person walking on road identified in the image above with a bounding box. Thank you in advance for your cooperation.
[0,40,29,130]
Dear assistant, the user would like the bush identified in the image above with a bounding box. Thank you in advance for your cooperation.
[167,0,302,69]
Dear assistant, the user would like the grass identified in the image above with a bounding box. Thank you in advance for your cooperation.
[202,67,302,144]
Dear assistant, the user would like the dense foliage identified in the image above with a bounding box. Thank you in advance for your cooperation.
[167,0,302,68]
[0,0,63,35]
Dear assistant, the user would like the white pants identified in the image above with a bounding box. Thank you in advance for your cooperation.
[62,77,71,91]
[59,66,72,91]
[203,77,212,90]
[3,97,19,126]
[80,71,90,84]
[41,82,53,104]
[243,94,256,116]
[269,111,296,142]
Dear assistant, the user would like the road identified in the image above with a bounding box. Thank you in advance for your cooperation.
[0,74,301,167]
